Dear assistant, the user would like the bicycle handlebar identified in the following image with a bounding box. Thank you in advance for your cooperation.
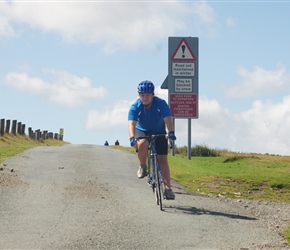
[135,134,167,142]
[134,134,173,152]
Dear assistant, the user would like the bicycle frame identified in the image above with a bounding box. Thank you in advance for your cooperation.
[136,134,165,211]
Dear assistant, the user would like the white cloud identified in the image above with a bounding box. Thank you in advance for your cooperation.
[175,96,232,148]
[231,96,290,154]
[189,96,290,155]
[155,85,168,101]
[226,17,236,28]
[86,100,131,130]
[85,84,171,132]
[0,1,217,51]
[226,64,290,97]
[189,2,219,36]
[0,14,16,37]
[4,69,106,108]
[84,92,290,155]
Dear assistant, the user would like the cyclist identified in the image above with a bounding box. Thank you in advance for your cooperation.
[128,80,177,200]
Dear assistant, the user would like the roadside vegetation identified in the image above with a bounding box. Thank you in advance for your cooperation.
[112,143,290,243]
[1,136,289,243]
[0,133,68,163]
[170,144,290,203]
[114,143,290,203]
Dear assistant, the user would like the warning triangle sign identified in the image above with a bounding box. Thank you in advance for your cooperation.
[171,38,196,61]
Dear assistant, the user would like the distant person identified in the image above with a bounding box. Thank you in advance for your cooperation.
[115,140,120,146]
[104,141,109,146]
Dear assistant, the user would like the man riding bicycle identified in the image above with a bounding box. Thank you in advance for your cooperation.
[128,80,176,200]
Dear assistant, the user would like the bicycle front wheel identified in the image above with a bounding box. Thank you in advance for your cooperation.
[153,155,163,211]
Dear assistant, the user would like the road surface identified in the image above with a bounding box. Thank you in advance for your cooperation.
[0,144,289,249]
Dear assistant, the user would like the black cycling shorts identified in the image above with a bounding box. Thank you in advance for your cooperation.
[135,130,168,155]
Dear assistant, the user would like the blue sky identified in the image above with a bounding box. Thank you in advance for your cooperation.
[1,1,290,155]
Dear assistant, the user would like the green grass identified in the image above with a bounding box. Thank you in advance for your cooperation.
[111,145,290,202]
[1,140,290,243]
[284,226,290,242]
[112,145,290,243]
[0,133,68,163]
[168,154,290,203]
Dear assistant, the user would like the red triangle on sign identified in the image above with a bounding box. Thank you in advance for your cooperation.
[171,38,196,61]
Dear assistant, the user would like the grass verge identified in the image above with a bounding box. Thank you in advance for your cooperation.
[168,154,290,203]
[1,139,289,243]
[111,145,290,243]
[284,226,290,242]
[0,133,69,163]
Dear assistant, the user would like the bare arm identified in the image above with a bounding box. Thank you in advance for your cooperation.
[164,116,174,132]
[128,120,137,138]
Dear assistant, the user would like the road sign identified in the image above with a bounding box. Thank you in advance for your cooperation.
[170,93,197,118]
[163,37,199,119]
[161,37,199,159]
[171,38,196,61]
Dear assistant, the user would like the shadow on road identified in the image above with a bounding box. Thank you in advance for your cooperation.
[164,205,257,221]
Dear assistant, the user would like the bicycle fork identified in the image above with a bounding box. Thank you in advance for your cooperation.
[147,152,165,199]
[147,152,156,192]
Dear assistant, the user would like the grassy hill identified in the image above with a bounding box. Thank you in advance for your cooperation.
[112,144,290,203]
[112,144,290,243]
[169,151,290,203]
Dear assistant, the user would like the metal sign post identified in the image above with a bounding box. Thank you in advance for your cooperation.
[162,37,199,160]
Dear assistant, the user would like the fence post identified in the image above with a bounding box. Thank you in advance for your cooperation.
[35,129,40,140]
[41,131,45,140]
[0,119,4,136]
[28,127,32,138]
[5,120,10,134]
[21,124,26,135]
[0,119,63,140]
[17,122,22,135]
[11,120,17,135]
[59,128,64,141]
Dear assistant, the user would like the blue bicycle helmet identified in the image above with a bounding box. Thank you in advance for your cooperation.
[137,80,155,94]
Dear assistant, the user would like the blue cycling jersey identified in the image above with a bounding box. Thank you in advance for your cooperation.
[128,96,171,134]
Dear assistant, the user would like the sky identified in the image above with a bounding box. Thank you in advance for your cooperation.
[1,0,290,156]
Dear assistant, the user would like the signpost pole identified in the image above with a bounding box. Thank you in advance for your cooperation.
[188,118,191,160]
[172,118,175,156]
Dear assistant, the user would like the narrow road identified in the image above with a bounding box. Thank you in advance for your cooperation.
[0,144,288,249]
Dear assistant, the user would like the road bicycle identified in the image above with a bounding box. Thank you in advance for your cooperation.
[136,134,166,211]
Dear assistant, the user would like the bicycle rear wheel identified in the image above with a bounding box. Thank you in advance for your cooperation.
[153,155,163,211]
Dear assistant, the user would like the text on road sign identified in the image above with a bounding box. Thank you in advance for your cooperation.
[175,78,192,92]
[170,93,197,118]
[172,63,195,76]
